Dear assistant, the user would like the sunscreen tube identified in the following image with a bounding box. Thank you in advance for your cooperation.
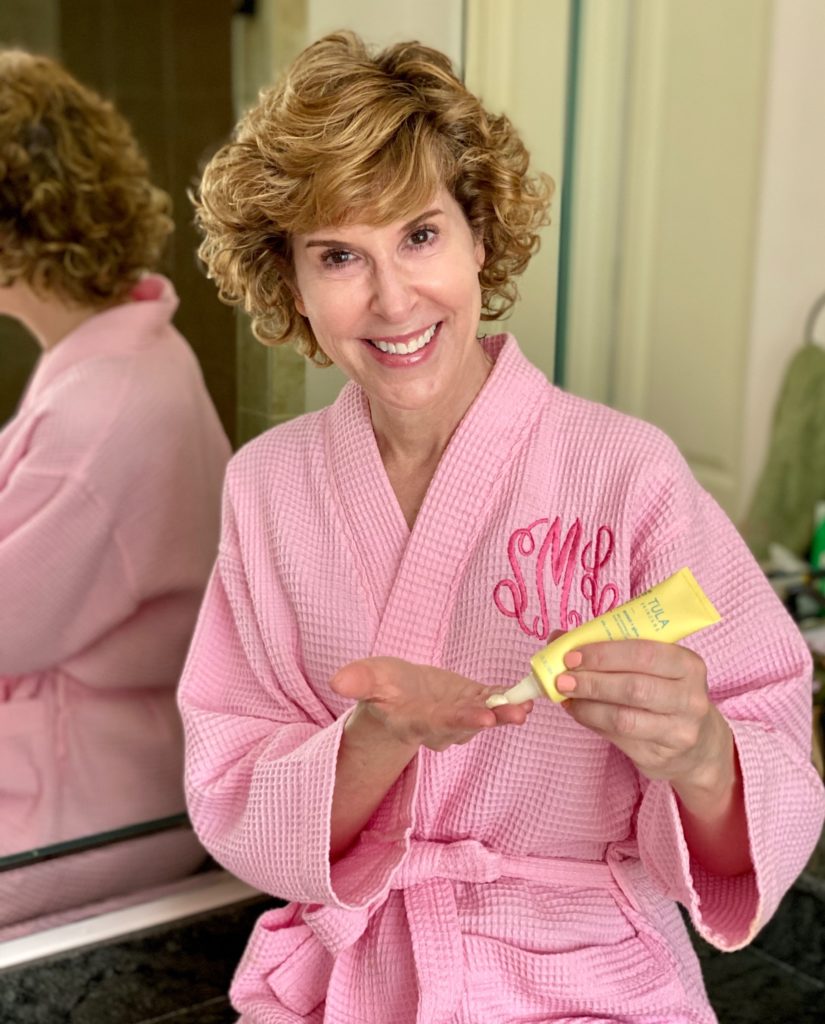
[487,567,721,706]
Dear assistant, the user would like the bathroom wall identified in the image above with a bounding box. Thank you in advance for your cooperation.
[741,0,825,518]
[564,0,825,521]
[232,0,310,445]
[464,0,568,385]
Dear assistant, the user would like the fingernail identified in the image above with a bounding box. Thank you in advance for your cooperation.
[556,674,577,693]
[563,651,583,669]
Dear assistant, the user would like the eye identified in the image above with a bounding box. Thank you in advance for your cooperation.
[321,249,357,269]
[408,225,438,248]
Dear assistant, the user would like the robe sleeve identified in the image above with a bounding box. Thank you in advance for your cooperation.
[629,435,825,950]
[177,480,419,909]
[0,465,136,677]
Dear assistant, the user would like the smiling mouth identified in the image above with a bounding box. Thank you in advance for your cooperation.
[368,323,438,355]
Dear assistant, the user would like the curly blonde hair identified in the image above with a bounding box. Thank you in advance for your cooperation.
[194,31,553,365]
[0,50,172,307]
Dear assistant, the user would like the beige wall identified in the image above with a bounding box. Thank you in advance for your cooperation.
[308,0,463,70]
[567,0,775,517]
[741,0,825,518]
[465,0,567,382]
[567,0,825,522]
[620,0,772,516]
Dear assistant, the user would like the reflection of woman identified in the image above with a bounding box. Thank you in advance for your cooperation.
[0,51,231,928]
[181,33,824,1023]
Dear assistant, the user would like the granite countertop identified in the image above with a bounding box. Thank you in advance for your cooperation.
[1,845,823,1024]
[0,895,274,1024]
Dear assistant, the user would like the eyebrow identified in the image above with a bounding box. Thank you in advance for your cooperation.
[303,209,444,249]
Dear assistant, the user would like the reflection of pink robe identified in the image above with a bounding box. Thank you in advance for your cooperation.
[0,275,231,926]
[179,336,825,1023]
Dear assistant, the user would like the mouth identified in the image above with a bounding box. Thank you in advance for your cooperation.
[366,322,439,355]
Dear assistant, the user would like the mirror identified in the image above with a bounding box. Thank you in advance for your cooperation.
[1,8,822,1015]
[0,0,236,939]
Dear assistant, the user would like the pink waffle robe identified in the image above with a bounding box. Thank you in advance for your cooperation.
[179,335,825,1023]
[0,275,231,927]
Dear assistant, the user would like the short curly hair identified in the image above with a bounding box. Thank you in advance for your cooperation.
[194,31,553,365]
[0,50,172,307]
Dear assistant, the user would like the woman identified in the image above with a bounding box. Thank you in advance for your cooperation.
[0,51,231,929]
[181,31,825,1023]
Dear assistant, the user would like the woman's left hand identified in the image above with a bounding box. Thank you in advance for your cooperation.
[557,638,752,876]
[556,639,733,796]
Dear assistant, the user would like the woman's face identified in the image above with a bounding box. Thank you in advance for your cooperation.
[291,188,487,425]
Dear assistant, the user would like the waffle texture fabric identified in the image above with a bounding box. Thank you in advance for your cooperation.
[179,335,825,1024]
[0,275,231,926]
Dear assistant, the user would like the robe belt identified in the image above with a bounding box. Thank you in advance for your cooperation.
[301,838,642,1024]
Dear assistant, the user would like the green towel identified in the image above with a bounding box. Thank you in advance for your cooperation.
[742,344,825,561]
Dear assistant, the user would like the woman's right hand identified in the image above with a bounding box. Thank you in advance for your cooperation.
[328,658,531,858]
[330,656,532,753]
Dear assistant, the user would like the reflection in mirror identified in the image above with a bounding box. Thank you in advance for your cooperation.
[0,47,232,936]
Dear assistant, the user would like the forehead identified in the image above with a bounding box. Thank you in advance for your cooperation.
[296,188,458,241]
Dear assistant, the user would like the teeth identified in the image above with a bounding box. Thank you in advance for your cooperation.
[372,323,437,354]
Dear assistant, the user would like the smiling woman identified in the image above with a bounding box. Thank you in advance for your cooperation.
[181,28,824,1024]
[194,31,551,369]
[289,190,488,483]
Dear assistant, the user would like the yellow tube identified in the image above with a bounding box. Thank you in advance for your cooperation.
[487,567,721,706]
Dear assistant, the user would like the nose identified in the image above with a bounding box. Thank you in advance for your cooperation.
[368,261,416,323]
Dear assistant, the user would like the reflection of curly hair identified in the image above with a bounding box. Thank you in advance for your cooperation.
[194,31,553,365]
[0,50,172,307]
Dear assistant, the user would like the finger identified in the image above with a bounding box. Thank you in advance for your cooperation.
[556,667,708,716]
[564,698,682,746]
[562,639,695,680]
[330,660,382,701]
[490,700,533,726]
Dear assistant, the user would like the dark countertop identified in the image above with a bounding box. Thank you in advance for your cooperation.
[1,862,823,1023]
[0,895,274,1024]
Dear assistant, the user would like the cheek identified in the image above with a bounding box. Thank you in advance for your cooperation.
[454,263,483,309]
[426,262,481,309]
[303,292,364,345]
[297,285,336,327]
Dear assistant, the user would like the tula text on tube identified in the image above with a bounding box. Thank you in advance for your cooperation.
[487,567,721,706]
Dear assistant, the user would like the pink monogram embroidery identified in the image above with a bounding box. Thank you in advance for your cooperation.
[493,517,618,638]
[581,526,619,618]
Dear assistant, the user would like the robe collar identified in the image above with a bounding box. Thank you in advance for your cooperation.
[22,274,179,405]
[324,334,553,662]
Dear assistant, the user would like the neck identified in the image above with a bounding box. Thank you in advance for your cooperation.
[3,280,108,350]
[371,343,492,471]
[373,408,453,470]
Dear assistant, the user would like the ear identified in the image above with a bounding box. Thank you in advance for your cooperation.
[286,278,307,318]
[473,234,485,273]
